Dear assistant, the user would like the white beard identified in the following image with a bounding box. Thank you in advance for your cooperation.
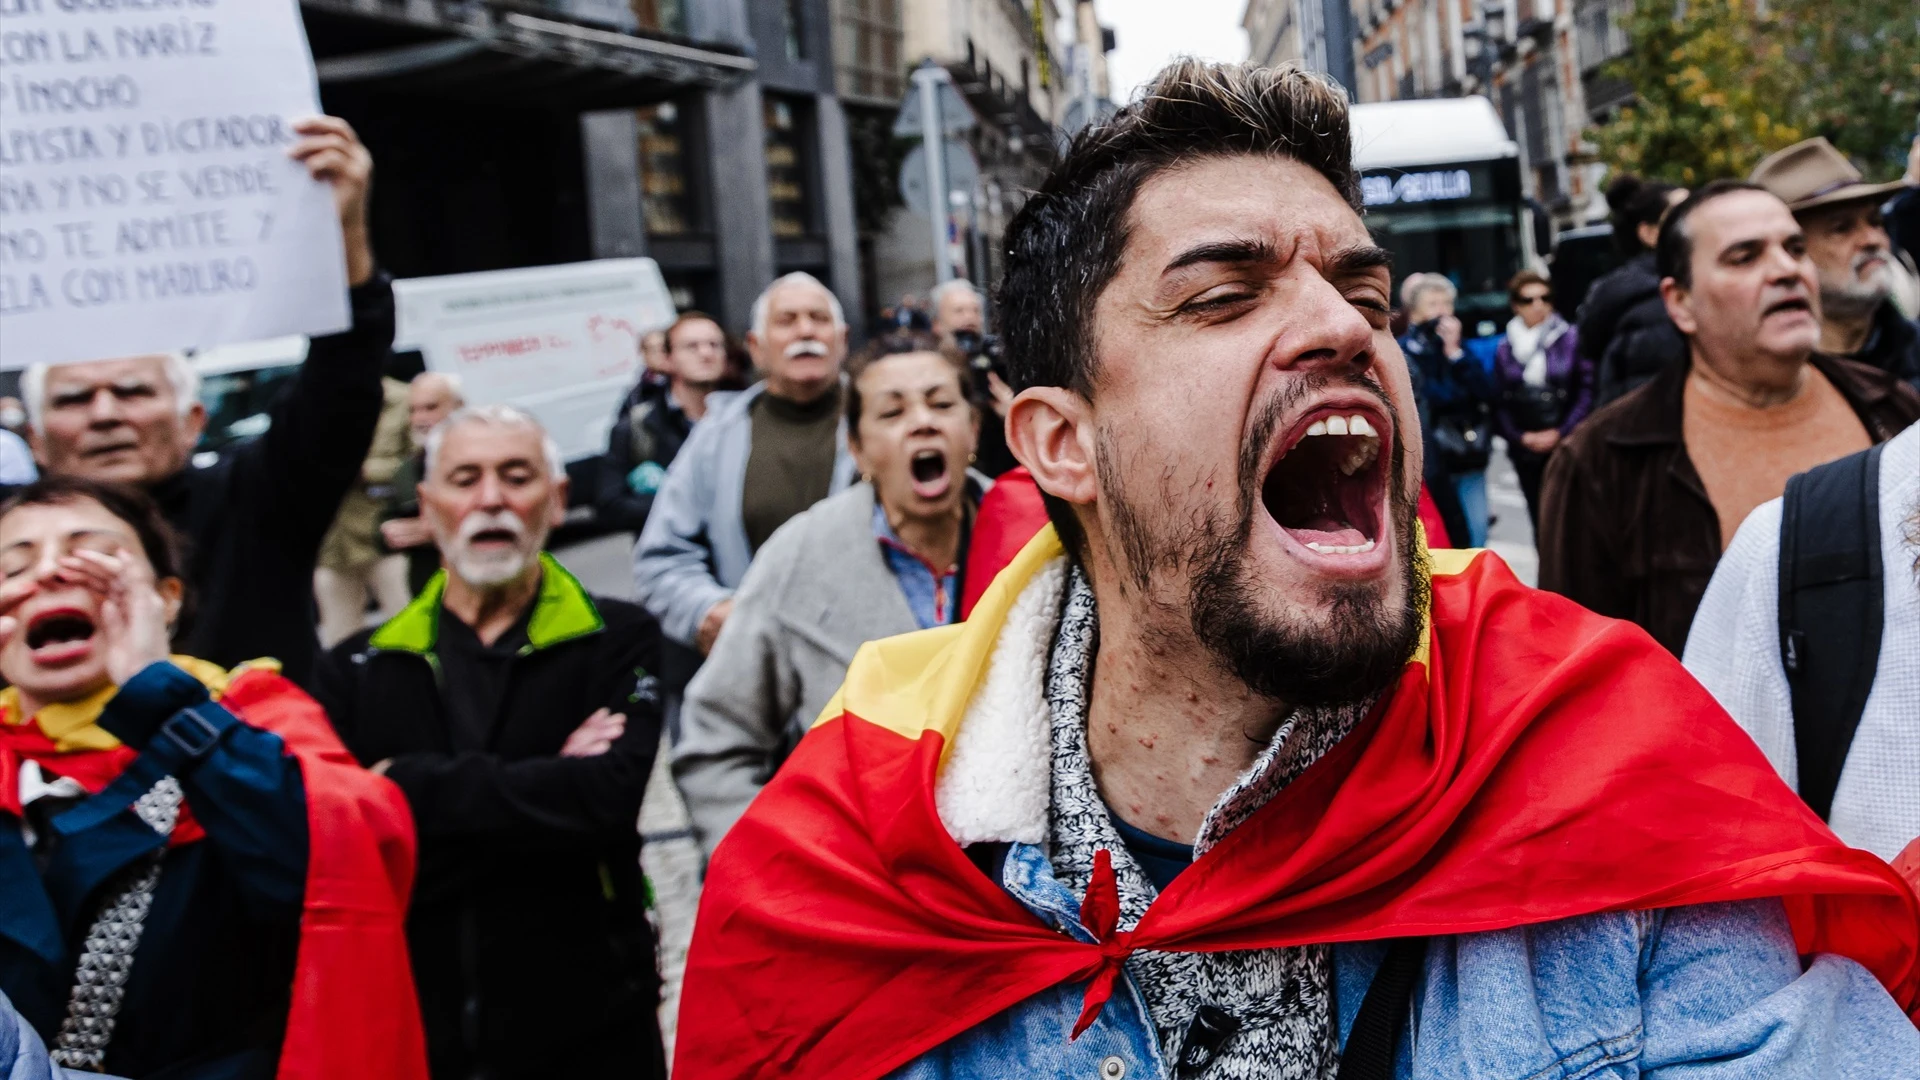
[439,510,538,588]
[1821,261,1892,319]
[451,548,531,588]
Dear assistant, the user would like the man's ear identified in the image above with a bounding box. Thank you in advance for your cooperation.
[181,402,209,447]
[1006,386,1097,509]
[1660,277,1698,337]
[550,476,570,529]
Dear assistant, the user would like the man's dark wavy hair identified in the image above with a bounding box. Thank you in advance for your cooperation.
[993,59,1359,556]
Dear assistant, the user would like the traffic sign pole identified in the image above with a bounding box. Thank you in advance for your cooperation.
[913,63,953,285]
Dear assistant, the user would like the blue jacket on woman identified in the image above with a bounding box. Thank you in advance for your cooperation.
[1,662,308,1080]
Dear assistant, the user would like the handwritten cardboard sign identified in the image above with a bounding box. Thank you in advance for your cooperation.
[0,0,347,369]
[394,259,677,462]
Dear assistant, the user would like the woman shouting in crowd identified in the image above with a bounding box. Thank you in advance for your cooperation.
[673,330,987,856]
[0,478,423,1080]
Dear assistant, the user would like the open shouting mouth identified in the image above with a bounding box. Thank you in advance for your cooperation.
[1259,400,1393,575]
[908,449,952,500]
[23,607,98,666]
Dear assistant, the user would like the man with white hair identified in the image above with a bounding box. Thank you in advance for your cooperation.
[313,404,667,1080]
[634,272,856,658]
[1397,272,1492,546]
[12,116,391,685]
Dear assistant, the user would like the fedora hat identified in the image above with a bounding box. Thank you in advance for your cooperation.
[1750,137,1912,213]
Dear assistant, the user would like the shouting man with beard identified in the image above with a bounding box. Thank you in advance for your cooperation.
[313,406,667,1080]
[673,62,1920,1080]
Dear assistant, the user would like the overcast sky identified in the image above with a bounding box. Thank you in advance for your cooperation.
[1093,0,1251,102]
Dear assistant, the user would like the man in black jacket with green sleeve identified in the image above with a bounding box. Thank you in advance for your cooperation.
[312,405,666,1080]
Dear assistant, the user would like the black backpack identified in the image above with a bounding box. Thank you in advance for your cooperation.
[1776,442,1887,821]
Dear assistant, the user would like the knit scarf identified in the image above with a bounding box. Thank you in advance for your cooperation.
[1045,567,1375,1078]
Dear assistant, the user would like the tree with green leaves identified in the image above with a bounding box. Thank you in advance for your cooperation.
[1591,0,1917,185]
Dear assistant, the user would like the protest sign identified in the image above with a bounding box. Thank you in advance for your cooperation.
[394,259,676,462]
[0,0,347,370]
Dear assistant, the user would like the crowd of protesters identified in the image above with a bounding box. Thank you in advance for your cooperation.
[3,56,1920,1080]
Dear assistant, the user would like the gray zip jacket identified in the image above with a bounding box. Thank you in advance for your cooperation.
[672,484,922,854]
[631,381,857,648]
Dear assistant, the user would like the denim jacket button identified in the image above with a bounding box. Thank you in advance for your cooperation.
[1098,1056,1126,1080]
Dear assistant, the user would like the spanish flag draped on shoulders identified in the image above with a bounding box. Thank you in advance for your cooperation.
[677,526,1920,1080]
[0,656,427,1080]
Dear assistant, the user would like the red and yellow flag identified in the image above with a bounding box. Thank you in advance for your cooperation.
[0,667,427,1080]
[676,529,1920,1080]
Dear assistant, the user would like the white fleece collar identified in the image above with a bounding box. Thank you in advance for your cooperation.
[932,556,1067,846]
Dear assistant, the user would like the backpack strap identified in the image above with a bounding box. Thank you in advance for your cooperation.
[1777,442,1885,821]
[1337,937,1426,1080]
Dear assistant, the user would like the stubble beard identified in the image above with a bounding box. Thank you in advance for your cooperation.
[1098,376,1427,710]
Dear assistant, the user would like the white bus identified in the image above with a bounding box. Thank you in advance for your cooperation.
[1351,96,1531,337]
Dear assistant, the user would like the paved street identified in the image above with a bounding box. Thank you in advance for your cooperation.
[1485,438,1538,586]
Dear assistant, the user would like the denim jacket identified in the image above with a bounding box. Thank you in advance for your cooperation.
[890,842,1920,1079]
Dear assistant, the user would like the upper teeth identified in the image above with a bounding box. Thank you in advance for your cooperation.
[1306,539,1378,555]
[1305,413,1377,438]
[1301,414,1382,475]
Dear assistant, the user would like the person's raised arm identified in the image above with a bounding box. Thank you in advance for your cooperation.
[228,117,388,547]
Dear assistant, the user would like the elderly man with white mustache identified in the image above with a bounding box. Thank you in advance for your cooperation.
[1750,137,1920,392]
[634,274,857,732]
[312,405,669,1080]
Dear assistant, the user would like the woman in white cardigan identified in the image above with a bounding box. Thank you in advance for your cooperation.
[673,331,986,856]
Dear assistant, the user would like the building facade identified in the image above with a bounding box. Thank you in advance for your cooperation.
[303,0,863,335]
[867,0,1075,313]
[1350,0,1604,230]
[1352,0,1467,103]
[830,0,910,328]
[1243,0,1356,93]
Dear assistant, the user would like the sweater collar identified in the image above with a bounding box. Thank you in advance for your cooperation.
[1602,351,1895,448]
